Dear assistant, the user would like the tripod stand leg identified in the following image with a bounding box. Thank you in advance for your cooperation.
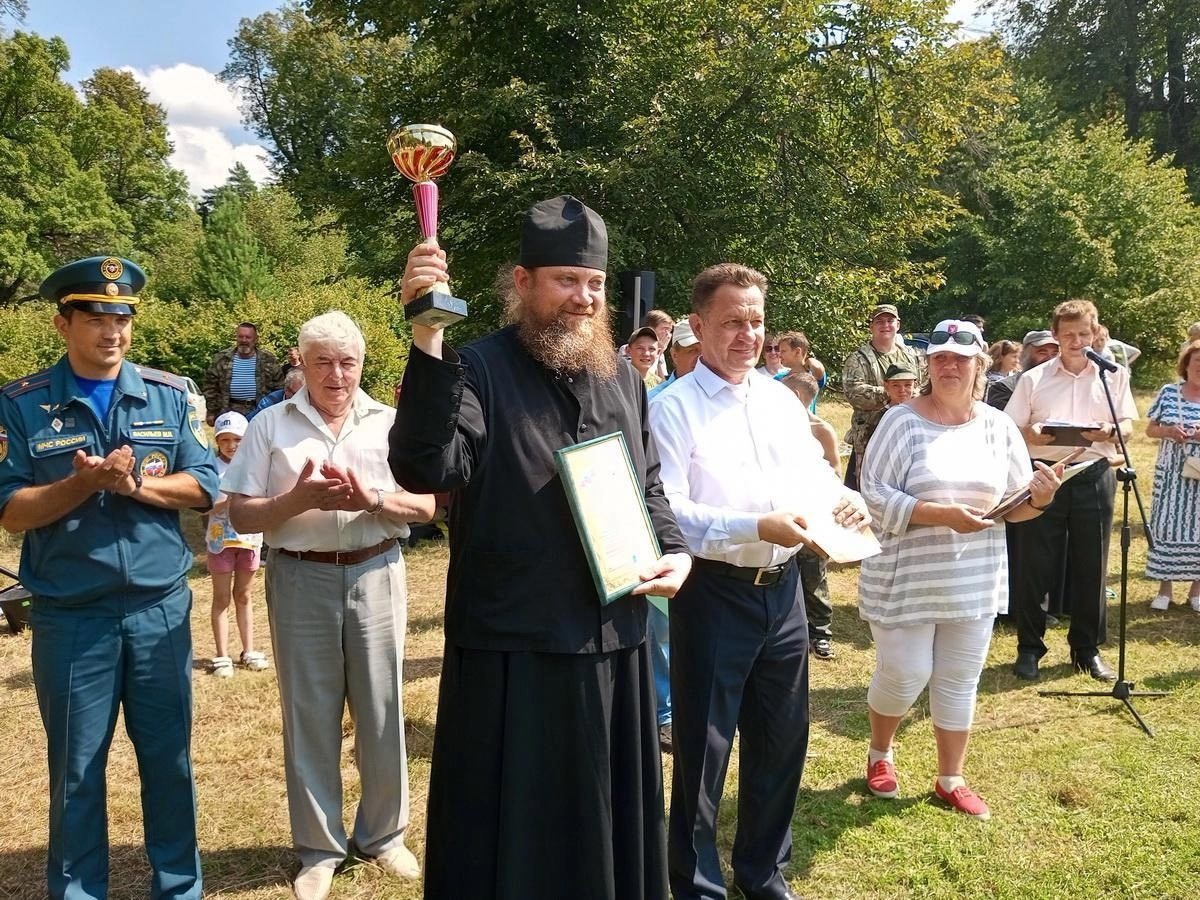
[1122,697,1154,737]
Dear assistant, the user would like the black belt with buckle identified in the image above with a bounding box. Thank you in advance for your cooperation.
[692,557,791,587]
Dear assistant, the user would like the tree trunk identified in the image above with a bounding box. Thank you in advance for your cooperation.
[1118,0,1144,137]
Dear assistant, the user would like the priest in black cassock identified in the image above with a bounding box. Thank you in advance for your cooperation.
[389,195,692,900]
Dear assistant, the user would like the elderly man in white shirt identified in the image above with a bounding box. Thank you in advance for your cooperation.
[648,263,867,900]
[224,311,435,900]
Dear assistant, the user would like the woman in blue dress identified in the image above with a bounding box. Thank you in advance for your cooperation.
[1145,340,1200,610]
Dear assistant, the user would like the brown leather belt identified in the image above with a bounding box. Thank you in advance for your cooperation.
[275,538,398,566]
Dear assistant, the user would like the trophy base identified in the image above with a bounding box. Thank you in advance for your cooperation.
[406,290,468,330]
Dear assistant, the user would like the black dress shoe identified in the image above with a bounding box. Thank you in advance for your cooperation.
[1013,652,1040,680]
[1072,652,1116,682]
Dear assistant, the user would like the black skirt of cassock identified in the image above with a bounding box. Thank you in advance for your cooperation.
[423,641,668,900]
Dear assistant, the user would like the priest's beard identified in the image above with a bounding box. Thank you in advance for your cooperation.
[507,290,618,379]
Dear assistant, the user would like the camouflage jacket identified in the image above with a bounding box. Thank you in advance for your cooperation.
[842,341,920,457]
[202,347,282,419]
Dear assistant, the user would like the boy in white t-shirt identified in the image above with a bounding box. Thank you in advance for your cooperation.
[207,411,268,677]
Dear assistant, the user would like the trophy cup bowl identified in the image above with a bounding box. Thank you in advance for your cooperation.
[388,123,469,329]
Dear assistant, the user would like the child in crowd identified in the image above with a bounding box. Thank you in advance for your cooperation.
[206,411,268,677]
[882,362,918,405]
[859,362,919,464]
[780,371,840,473]
[780,371,840,659]
[627,326,664,389]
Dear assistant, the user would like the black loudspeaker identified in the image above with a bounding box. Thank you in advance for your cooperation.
[615,270,656,344]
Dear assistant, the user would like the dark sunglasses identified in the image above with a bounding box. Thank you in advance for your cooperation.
[764,344,780,352]
[929,330,981,347]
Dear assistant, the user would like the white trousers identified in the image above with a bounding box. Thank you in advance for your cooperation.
[266,546,410,868]
[867,617,994,732]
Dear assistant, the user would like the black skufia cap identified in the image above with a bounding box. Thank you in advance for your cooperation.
[518,195,608,270]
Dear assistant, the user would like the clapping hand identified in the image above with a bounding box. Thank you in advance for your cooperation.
[289,458,353,511]
[320,460,377,512]
[73,445,135,494]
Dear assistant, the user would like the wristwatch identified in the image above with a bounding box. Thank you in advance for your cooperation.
[130,468,143,492]
[368,488,386,515]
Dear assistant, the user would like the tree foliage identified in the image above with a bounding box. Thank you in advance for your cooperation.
[0,0,25,23]
[0,33,194,305]
[224,0,1012,361]
[193,195,276,303]
[0,32,129,304]
[924,100,1200,368]
[994,0,1200,196]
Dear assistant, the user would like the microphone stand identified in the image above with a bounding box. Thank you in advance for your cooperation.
[1040,356,1165,736]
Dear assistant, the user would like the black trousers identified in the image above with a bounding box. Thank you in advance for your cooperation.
[1009,460,1115,658]
[797,547,832,638]
[668,560,809,900]
[843,449,860,491]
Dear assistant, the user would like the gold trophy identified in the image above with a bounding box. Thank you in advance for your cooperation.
[388,123,468,328]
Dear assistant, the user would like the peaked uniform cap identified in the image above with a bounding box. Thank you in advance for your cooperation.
[40,256,145,315]
[518,195,608,271]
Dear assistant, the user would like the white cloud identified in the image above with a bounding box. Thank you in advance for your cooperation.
[168,124,272,194]
[124,62,242,129]
[121,63,271,195]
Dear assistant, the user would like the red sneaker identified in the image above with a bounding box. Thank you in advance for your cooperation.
[866,758,898,798]
[934,782,991,821]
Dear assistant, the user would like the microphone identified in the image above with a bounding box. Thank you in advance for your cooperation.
[1085,347,1120,373]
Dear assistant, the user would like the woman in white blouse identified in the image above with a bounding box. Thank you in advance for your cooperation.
[858,319,1061,821]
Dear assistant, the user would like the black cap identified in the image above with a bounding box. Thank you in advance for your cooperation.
[518,195,608,270]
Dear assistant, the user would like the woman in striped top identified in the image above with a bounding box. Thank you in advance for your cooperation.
[857,319,1062,821]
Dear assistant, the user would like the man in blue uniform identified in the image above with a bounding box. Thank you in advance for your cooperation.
[0,256,219,900]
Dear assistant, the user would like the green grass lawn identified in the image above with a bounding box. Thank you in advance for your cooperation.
[1,391,1199,898]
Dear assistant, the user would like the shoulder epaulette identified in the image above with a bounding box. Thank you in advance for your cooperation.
[1,369,52,399]
[135,366,189,393]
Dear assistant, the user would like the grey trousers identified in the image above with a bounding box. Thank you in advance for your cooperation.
[266,545,410,869]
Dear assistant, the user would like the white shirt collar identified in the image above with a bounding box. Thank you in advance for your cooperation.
[693,359,754,401]
[282,385,383,430]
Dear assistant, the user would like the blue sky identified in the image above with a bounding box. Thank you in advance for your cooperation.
[19,0,278,194]
[12,1,992,195]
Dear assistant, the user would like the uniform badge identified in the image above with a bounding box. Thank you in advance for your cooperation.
[188,399,208,449]
[100,257,124,280]
[51,417,63,433]
[0,425,7,465]
[140,450,169,478]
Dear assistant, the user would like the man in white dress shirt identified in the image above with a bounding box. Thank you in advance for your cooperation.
[648,264,867,900]
[223,311,436,900]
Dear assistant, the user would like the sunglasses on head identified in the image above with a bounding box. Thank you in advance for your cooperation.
[929,330,981,347]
